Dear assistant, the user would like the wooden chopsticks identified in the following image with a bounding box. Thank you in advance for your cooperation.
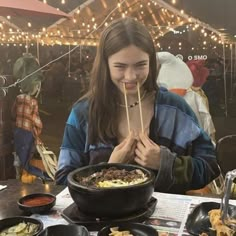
[122,82,144,134]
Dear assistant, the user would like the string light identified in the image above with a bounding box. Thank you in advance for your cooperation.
[0,0,232,53]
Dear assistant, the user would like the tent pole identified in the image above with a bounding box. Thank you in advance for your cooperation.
[234,43,236,98]
[68,44,71,77]
[222,42,227,117]
[80,45,82,63]
[37,38,40,64]
[230,44,233,101]
[25,37,29,54]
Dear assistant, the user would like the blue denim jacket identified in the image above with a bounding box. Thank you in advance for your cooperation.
[55,87,220,193]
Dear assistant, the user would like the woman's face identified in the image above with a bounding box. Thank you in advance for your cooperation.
[108,45,150,95]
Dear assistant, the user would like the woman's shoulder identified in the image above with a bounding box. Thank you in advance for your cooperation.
[67,98,89,127]
[157,87,185,103]
[72,98,89,113]
[156,87,197,118]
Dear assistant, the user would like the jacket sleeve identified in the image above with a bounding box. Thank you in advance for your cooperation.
[153,88,220,193]
[55,106,89,185]
[154,130,220,194]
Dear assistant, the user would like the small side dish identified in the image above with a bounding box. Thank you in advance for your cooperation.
[0,217,43,236]
[22,196,54,207]
[0,221,39,236]
[37,224,89,236]
[18,193,56,214]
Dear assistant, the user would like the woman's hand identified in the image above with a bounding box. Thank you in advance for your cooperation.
[109,131,137,163]
[134,132,161,170]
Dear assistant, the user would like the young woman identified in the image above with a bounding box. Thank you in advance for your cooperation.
[55,17,220,194]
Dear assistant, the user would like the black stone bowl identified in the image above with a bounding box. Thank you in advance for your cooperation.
[98,222,158,236]
[67,163,155,218]
[38,224,89,236]
[0,216,43,236]
[18,193,56,214]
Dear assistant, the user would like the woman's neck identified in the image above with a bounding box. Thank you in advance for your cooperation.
[119,89,146,107]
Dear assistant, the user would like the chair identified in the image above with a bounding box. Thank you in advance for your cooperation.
[216,135,236,176]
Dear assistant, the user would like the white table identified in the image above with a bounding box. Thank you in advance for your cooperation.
[31,188,236,236]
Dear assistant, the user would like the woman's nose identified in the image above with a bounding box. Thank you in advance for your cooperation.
[124,67,137,80]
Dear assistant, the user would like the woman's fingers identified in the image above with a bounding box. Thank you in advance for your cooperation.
[134,155,145,166]
[115,131,135,150]
[109,131,137,163]
[139,132,152,147]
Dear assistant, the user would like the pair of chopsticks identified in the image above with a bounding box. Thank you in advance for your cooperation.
[122,82,144,134]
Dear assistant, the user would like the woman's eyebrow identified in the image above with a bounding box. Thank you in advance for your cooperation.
[135,60,149,65]
[113,60,148,65]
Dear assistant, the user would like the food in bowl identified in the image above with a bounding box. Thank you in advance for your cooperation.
[200,209,236,236]
[0,217,43,236]
[67,163,155,217]
[97,223,158,236]
[109,227,133,236]
[22,195,54,207]
[74,167,148,188]
[0,221,39,236]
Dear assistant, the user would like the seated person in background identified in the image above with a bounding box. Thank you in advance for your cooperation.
[55,17,220,194]
[157,52,216,145]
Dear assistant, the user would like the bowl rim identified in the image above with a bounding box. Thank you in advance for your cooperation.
[0,216,43,236]
[17,192,56,209]
[98,222,157,235]
[67,163,155,191]
[38,224,89,236]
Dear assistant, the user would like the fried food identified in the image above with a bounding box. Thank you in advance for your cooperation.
[109,227,134,236]
[200,209,236,236]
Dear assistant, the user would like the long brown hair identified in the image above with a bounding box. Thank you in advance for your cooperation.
[84,17,158,144]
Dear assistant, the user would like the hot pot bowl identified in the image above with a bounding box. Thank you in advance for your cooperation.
[67,163,155,218]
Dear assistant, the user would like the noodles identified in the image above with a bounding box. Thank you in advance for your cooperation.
[97,177,148,188]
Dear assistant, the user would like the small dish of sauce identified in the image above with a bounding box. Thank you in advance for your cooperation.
[18,193,56,214]
[22,196,54,207]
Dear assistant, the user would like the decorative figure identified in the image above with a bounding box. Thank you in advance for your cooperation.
[11,53,52,181]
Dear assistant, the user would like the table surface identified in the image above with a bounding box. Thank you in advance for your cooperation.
[1,179,235,235]
[0,179,65,220]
